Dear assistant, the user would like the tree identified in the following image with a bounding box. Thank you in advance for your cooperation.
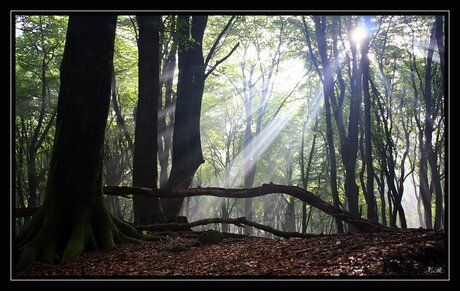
[15,16,67,210]
[303,16,344,232]
[158,15,177,189]
[132,15,162,224]
[16,16,140,270]
[361,16,377,222]
[162,16,208,221]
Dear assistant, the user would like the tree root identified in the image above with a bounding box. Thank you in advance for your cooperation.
[16,205,142,272]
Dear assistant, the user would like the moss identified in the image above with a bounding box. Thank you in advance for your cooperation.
[16,202,142,272]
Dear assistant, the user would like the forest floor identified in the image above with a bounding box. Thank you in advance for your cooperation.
[16,229,447,278]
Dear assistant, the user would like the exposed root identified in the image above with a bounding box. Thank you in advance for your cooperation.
[16,205,143,272]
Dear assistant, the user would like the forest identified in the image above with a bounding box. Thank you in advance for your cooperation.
[13,14,447,278]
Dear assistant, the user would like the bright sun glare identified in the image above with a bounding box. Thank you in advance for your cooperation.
[351,26,368,44]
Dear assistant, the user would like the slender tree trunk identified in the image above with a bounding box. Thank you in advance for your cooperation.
[158,17,177,188]
[432,16,445,230]
[16,16,140,271]
[300,118,319,233]
[243,117,255,235]
[411,170,425,228]
[133,15,162,224]
[312,16,344,233]
[376,170,387,226]
[361,17,377,221]
[111,67,133,151]
[344,24,363,218]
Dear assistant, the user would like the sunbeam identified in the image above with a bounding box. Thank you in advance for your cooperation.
[223,105,299,187]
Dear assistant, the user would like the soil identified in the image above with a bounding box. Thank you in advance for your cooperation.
[16,229,447,279]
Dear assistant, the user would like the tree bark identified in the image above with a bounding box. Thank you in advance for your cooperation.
[133,15,162,224]
[344,17,363,219]
[104,184,390,233]
[361,16,377,222]
[432,16,445,230]
[423,21,444,229]
[16,15,141,271]
[311,16,344,233]
[158,16,177,189]
[163,16,207,221]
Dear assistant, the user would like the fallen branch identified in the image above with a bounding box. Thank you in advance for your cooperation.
[104,183,390,233]
[136,217,317,239]
[15,207,40,218]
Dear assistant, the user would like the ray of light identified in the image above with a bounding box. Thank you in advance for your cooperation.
[223,104,299,187]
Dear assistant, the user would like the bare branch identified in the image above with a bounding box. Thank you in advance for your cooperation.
[204,42,240,80]
[204,15,236,68]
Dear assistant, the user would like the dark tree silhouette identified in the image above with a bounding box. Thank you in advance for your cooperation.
[16,16,140,271]
[162,16,207,221]
[132,15,162,224]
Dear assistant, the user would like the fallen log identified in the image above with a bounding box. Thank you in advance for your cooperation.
[104,183,390,233]
[15,207,40,218]
[136,217,318,239]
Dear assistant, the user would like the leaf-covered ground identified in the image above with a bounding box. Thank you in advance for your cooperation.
[16,229,446,278]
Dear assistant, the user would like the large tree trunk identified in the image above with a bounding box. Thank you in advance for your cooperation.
[163,16,207,221]
[16,16,140,271]
[132,15,162,224]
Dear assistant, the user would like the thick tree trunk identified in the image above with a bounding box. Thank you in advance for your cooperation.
[16,16,140,271]
[163,16,207,221]
[104,184,390,233]
[133,15,162,224]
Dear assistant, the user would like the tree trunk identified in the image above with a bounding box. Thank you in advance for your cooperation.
[133,15,162,224]
[243,120,255,235]
[361,16,377,222]
[432,16,445,230]
[311,16,344,233]
[375,171,387,226]
[16,16,140,271]
[163,16,207,221]
[344,22,363,219]
[158,16,177,188]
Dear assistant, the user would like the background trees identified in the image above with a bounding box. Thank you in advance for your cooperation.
[14,14,446,237]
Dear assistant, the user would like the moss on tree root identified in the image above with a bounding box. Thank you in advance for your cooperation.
[16,204,143,272]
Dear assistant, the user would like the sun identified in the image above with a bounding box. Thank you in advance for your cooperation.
[351,26,368,44]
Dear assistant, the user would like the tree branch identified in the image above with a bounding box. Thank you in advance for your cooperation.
[204,15,236,68]
[204,42,240,80]
[104,183,390,233]
[137,217,317,239]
